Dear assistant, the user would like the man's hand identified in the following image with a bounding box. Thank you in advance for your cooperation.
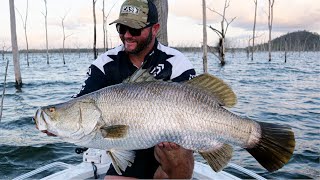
[154,142,194,179]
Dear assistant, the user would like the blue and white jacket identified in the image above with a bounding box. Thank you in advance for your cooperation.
[75,40,196,97]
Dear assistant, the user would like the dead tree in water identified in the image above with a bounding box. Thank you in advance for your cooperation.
[284,37,287,63]
[251,0,258,60]
[61,13,73,64]
[208,0,236,66]
[247,36,253,59]
[102,0,107,51]
[102,0,119,51]
[267,0,275,61]
[0,59,9,122]
[150,0,168,46]
[93,0,98,59]
[2,43,11,61]
[9,0,22,88]
[248,33,263,60]
[202,0,208,73]
[42,0,50,64]
[16,0,29,66]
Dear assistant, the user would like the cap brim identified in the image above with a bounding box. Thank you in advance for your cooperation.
[109,17,148,29]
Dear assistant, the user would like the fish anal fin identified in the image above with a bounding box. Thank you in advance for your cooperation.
[199,143,233,172]
[246,122,295,172]
[107,150,136,175]
[186,73,237,107]
[100,125,129,138]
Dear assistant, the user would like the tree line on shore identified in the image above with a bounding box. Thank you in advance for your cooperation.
[1,30,319,55]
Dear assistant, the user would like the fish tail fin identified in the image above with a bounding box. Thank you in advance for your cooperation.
[199,143,233,172]
[246,122,295,172]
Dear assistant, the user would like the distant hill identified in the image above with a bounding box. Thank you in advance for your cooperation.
[254,30,320,51]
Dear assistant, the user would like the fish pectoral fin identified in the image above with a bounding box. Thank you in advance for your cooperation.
[100,125,129,138]
[199,143,233,172]
[123,62,164,83]
[107,149,136,175]
[186,73,237,107]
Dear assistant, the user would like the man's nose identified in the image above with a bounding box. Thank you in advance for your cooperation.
[123,30,133,38]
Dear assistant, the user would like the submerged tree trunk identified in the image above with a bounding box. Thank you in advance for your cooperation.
[202,0,208,73]
[61,13,73,65]
[284,37,287,63]
[0,59,9,122]
[219,37,226,66]
[103,0,107,51]
[208,0,236,66]
[42,0,49,64]
[268,0,275,61]
[16,0,29,66]
[62,15,66,64]
[251,0,257,61]
[150,0,168,46]
[93,0,98,59]
[9,0,22,88]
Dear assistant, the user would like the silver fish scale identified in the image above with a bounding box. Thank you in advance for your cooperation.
[81,81,259,151]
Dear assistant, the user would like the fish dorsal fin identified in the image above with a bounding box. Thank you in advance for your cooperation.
[123,65,159,83]
[186,73,237,107]
[100,125,129,138]
[107,149,136,175]
[199,143,234,172]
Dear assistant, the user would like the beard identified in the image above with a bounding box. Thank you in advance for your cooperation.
[121,29,153,54]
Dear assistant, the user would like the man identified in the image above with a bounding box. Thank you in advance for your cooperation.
[75,0,195,178]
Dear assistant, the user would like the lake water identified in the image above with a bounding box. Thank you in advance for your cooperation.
[0,51,319,179]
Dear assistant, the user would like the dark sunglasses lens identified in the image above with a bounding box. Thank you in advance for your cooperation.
[116,24,142,36]
[116,24,126,34]
[129,29,141,36]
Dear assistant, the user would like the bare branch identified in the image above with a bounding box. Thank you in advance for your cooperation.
[105,0,120,19]
[225,16,236,35]
[208,25,223,37]
[207,7,224,18]
[225,0,231,8]
[65,33,74,39]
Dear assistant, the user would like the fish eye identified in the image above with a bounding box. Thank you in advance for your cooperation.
[49,107,55,112]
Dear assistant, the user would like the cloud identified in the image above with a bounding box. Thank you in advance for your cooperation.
[169,0,320,34]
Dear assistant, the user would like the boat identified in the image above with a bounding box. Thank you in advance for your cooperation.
[13,148,267,180]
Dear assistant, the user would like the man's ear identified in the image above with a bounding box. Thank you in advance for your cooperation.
[152,23,160,36]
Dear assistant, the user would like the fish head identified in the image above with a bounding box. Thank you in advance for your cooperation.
[34,99,102,142]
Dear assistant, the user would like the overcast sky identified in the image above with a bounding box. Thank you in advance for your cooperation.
[1,0,319,49]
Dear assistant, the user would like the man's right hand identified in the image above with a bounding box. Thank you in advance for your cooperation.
[153,142,194,179]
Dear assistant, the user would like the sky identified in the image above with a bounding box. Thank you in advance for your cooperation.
[0,0,319,49]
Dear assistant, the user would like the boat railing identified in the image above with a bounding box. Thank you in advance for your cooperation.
[13,148,267,180]
[227,163,267,180]
[13,162,74,180]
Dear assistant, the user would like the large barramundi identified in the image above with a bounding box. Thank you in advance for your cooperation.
[33,68,295,175]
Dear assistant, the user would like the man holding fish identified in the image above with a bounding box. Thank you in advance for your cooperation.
[37,0,295,179]
[71,0,195,178]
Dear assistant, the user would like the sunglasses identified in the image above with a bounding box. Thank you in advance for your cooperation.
[116,23,153,36]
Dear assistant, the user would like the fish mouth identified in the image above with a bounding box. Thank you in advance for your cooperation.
[34,108,56,136]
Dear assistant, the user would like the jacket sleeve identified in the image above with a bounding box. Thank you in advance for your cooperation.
[73,64,108,98]
[168,51,196,82]
[154,44,196,83]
